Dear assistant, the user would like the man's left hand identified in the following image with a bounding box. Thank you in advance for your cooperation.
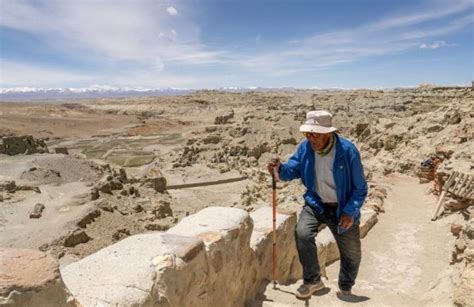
[339,214,353,230]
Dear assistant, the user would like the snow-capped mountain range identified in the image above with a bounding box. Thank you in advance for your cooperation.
[0,85,302,100]
[1,84,468,101]
[0,86,196,100]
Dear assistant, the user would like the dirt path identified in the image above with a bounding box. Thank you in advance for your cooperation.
[256,174,459,306]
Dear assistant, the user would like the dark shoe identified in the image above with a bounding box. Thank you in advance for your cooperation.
[295,281,325,299]
[336,288,352,298]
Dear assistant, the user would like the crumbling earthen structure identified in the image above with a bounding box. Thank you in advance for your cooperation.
[0,136,48,155]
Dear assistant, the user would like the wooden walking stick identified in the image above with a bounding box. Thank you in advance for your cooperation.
[271,159,280,289]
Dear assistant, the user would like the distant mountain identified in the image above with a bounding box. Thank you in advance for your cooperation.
[4,84,468,101]
[0,86,303,101]
[0,87,196,101]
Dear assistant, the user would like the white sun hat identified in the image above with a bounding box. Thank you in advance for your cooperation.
[299,110,338,134]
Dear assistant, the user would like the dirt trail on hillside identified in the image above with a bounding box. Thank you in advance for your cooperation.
[256,174,460,306]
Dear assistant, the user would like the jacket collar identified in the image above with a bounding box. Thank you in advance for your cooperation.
[334,133,345,160]
[304,133,346,160]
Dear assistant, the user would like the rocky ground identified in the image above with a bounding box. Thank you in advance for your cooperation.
[0,85,472,305]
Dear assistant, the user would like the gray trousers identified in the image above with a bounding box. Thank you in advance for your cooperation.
[295,204,361,291]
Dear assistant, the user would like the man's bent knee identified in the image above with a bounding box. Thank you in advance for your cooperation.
[295,226,316,242]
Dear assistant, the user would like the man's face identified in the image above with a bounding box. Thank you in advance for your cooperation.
[304,132,331,151]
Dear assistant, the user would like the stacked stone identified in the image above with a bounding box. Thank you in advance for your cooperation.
[90,167,158,201]
[0,135,48,155]
[416,164,435,184]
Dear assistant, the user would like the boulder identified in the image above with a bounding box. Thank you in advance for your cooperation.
[152,200,173,218]
[96,179,112,194]
[109,179,123,190]
[146,176,167,193]
[77,209,101,228]
[0,181,16,193]
[119,168,128,182]
[63,230,91,247]
[54,147,69,155]
[465,220,474,240]
[29,203,45,219]
[90,188,100,200]
[451,223,463,237]
[202,134,221,144]
[0,248,71,306]
[425,124,444,133]
[214,110,234,124]
[444,109,461,125]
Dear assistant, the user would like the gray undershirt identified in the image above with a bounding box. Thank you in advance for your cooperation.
[314,145,338,203]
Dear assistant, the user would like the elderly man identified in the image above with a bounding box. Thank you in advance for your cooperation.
[269,110,367,300]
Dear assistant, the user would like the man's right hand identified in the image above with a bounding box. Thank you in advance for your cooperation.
[267,158,281,177]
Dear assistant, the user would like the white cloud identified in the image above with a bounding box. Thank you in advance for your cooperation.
[0,0,472,87]
[366,0,473,32]
[231,0,473,76]
[0,0,216,67]
[166,6,178,16]
[419,41,447,49]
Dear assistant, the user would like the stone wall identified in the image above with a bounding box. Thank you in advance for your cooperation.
[0,136,48,155]
[1,206,377,306]
[59,207,301,306]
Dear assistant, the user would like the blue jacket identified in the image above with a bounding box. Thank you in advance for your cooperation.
[278,134,368,221]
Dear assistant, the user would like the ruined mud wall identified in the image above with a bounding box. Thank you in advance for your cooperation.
[0,136,48,155]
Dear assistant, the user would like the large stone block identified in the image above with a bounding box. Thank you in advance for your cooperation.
[61,233,204,307]
[250,207,300,286]
[165,207,254,306]
[0,248,71,307]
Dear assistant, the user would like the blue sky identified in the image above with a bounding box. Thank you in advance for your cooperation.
[0,0,473,89]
